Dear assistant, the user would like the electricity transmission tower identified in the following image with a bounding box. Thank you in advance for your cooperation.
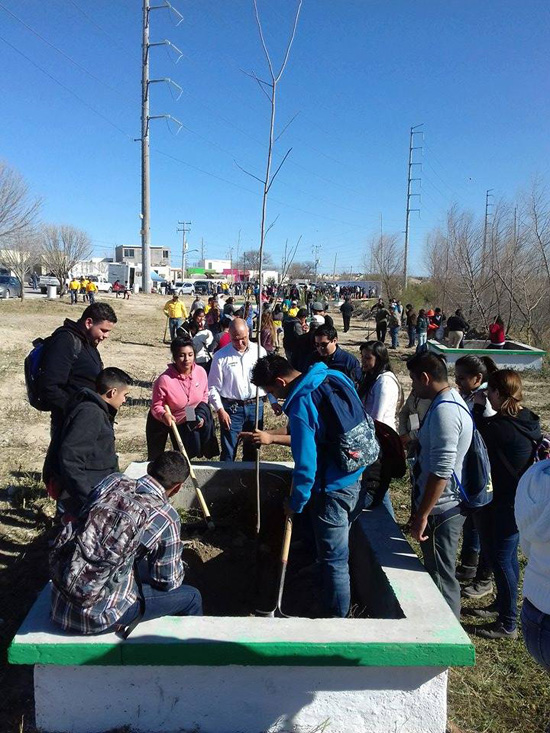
[481,188,494,277]
[177,221,191,278]
[140,0,183,294]
[402,124,423,290]
[312,243,321,282]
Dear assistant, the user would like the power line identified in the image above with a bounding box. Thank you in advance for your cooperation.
[0,34,134,140]
[0,3,134,104]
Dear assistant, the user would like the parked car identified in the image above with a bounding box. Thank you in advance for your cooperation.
[0,275,22,299]
[193,280,212,295]
[174,281,195,296]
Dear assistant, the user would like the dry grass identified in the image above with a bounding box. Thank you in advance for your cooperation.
[0,295,549,732]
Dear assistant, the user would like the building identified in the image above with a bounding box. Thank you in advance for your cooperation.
[199,258,231,273]
[71,257,113,278]
[115,245,170,268]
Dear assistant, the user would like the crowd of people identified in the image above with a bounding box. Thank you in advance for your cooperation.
[24,290,550,680]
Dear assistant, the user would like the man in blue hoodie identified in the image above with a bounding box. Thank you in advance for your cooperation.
[251,353,378,617]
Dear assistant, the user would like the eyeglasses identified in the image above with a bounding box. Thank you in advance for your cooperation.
[315,341,331,349]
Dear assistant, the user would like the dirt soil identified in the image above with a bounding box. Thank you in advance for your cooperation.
[1,294,549,733]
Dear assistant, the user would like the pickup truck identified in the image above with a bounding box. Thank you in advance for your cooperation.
[87,276,112,293]
[38,274,62,294]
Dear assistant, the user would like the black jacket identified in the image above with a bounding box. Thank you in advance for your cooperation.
[473,405,541,507]
[39,319,103,418]
[340,301,354,316]
[57,389,119,515]
[447,314,469,332]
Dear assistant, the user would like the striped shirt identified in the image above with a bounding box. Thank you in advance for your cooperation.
[51,473,185,634]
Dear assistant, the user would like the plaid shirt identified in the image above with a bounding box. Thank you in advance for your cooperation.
[51,473,185,633]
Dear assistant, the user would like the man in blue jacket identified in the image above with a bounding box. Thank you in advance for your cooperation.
[307,324,362,386]
[250,354,378,617]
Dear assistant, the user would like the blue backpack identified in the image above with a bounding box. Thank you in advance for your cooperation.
[431,400,493,509]
[311,373,379,474]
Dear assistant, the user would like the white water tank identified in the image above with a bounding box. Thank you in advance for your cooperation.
[47,285,57,300]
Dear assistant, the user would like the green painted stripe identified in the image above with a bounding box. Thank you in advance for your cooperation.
[8,640,475,667]
[8,643,122,666]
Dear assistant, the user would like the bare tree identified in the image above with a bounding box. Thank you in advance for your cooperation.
[245,0,302,533]
[0,161,41,240]
[0,231,40,300]
[287,260,316,280]
[369,232,403,299]
[41,224,92,295]
[242,248,275,272]
[280,235,301,283]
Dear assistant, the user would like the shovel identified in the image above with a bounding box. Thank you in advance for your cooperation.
[256,490,293,618]
[164,405,215,531]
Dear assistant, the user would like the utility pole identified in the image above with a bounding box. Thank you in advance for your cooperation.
[200,237,205,264]
[332,253,337,281]
[140,0,151,294]
[235,230,241,282]
[140,0,183,295]
[228,247,234,284]
[177,221,191,279]
[481,188,494,277]
[403,124,423,291]
[312,243,321,283]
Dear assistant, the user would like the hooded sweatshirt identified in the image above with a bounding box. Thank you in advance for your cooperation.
[283,362,365,513]
[515,460,550,614]
[473,405,541,507]
[56,388,119,514]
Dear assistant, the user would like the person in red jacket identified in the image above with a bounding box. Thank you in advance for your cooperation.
[488,315,506,349]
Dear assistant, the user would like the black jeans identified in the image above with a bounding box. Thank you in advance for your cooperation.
[376,323,387,342]
[146,406,219,461]
[342,314,351,333]
[421,510,465,619]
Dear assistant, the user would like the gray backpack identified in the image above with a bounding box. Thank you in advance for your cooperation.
[50,474,162,637]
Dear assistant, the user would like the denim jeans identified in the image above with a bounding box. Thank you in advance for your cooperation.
[522,598,550,672]
[478,504,520,631]
[417,331,427,348]
[420,510,465,619]
[308,478,362,618]
[407,325,416,347]
[169,318,183,341]
[461,511,480,562]
[390,326,400,348]
[70,290,78,304]
[113,581,203,629]
[219,399,264,461]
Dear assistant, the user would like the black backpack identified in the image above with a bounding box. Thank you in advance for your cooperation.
[24,330,81,411]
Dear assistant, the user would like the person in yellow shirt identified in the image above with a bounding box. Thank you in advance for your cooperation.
[80,277,89,302]
[288,301,299,318]
[163,294,188,341]
[69,277,80,305]
[86,279,98,304]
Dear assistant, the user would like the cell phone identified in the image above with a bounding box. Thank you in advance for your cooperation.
[185,406,196,422]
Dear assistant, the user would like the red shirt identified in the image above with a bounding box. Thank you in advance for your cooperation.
[489,322,506,345]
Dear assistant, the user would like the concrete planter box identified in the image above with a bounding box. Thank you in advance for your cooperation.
[428,339,546,371]
[9,462,474,733]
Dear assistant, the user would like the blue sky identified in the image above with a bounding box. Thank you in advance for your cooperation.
[1,0,549,275]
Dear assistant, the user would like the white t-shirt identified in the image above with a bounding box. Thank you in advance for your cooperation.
[363,371,401,431]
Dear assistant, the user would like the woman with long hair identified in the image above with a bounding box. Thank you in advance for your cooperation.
[471,369,541,639]
[189,309,214,374]
[260,311,277,353]
[146,337,219,461]
[358,341,401,430]
[358,340,401,519]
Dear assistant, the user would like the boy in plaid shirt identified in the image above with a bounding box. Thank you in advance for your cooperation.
[51,452,202,633]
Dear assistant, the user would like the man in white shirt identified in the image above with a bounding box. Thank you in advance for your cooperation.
[208,318,281,461]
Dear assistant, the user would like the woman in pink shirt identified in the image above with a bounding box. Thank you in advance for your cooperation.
[146,337,219,461]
